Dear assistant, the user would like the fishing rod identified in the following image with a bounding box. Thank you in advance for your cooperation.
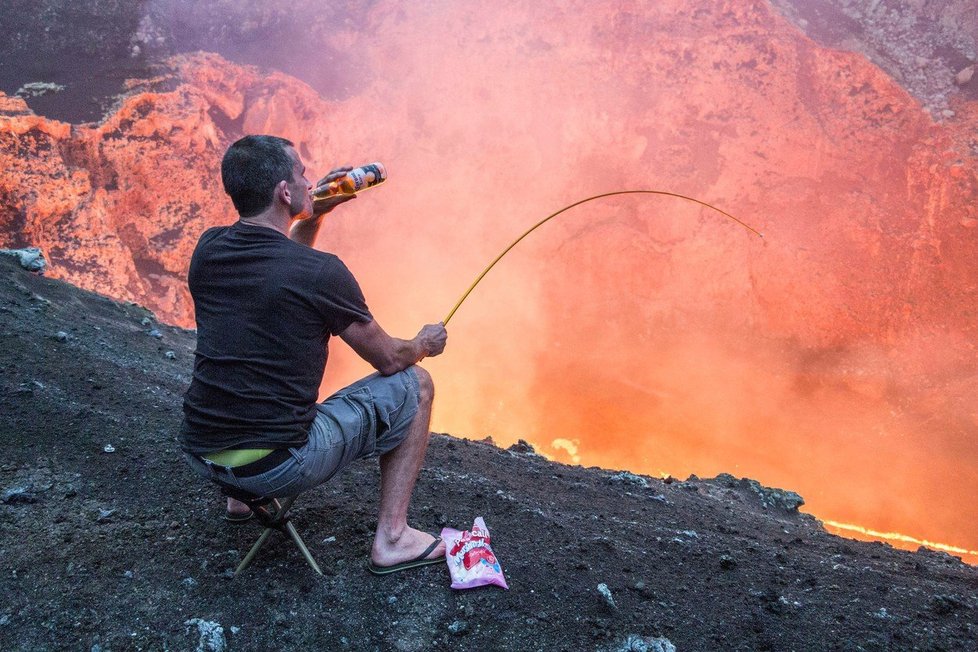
[443,189,764,325]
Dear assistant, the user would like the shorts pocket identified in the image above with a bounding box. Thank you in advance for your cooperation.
[341,386,377,457]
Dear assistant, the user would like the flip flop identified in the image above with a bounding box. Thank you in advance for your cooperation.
[366,536,444,576]
[224,510,253,524]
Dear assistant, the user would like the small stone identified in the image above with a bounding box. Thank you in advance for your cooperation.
[322,536,336,543]
[954,65,974,86]
[140,317,153,326]
[183,577,198,587]
[164,350,177,359]
[720,555,737,570]
[447,620,469,635]
[229,626,240,635]
[597,583,618,610]
[507,439,537,454]
[1,486,36,504]
[931,594,965,615]
[97,508,116,522]
[148,329,163,339]
[0,614,10,626]
[436,513,448,527]
[124,570,134,579]
[185,618,227,652]
[0,247,46,273]
[610,471,649,488]
[54,331,69,342]
[103,444,116,454]
[387,596,397,604]
[617,635,677,652]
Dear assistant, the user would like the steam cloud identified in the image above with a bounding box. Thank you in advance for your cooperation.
[128,1,978,558]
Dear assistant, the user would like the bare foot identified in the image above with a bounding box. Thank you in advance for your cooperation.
[371,526,445,567]
[226,497,250,516]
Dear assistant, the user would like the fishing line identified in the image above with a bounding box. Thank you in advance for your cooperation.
[443,189,763,325]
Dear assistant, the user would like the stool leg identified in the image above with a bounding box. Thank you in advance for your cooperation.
[235,527,273,576]
[285,521,324,575]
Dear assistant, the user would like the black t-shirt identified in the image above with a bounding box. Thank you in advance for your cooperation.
[180,221,372,454]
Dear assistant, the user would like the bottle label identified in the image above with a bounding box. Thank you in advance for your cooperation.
[348,163,385,192]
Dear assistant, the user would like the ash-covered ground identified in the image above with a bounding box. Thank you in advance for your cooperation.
[1,253,977,651]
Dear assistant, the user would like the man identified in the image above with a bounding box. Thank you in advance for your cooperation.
[181,135,448,574]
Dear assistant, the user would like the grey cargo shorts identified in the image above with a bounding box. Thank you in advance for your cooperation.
[185,367,421,498]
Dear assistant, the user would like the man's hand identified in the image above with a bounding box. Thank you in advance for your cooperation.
[417,322,448,358]
[340,320,448,375]
[312,166,357,216]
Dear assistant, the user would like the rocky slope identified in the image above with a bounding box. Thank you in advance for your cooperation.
[1,255,977,651]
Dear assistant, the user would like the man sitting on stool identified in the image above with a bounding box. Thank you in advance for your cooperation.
[180,135,448,574]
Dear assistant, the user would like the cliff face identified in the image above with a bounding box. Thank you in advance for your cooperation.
[1,0,978,554]
[771,0,978,113]
[0,54,341,326]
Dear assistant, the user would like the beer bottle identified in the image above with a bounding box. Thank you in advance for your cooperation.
[312,162,387,206]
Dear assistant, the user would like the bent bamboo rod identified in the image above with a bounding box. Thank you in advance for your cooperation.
[443,190,763,325]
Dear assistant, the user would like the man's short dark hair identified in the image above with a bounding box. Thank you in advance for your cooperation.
[221,135,296,217]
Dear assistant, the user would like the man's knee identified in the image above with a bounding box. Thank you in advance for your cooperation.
[412,365,434,404]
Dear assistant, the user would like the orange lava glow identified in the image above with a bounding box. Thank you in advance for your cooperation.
[823,520,978,564]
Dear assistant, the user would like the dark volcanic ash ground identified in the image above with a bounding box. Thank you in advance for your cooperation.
[1,254,977,651]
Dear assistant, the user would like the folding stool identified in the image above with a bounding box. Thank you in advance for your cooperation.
[217,483,323,577]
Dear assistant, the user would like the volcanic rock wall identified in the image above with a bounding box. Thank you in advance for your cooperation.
[0,54,340,325]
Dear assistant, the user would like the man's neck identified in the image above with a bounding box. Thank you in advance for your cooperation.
[238,210,291,236]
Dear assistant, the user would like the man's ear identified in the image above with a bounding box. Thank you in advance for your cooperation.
[276,179,291,206]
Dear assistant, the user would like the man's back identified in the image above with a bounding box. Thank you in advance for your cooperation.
[181,220,371,454]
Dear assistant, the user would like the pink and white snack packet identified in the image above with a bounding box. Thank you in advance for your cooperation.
[441,517,508,590]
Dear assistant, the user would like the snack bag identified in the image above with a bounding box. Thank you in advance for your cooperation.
[441,517,508,590]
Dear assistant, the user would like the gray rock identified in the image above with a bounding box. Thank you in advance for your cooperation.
[165,350,177,359]
[597,582,618,610]
[97,508,116,522]
[507,439,537,455]
[1,486,36,504]
[610,634,677,652]
[712,473,805,512]
[148,329,163,339]
[0,247,47,273]
[54,331,69,342]
[185,618,227,652]
[610,471,649,488]
[447,620,468,635]
[955,65,975,86]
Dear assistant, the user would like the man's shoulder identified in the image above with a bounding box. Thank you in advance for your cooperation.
[193,224,231,249]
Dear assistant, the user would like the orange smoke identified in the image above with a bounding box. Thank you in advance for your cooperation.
[301,0,978,564]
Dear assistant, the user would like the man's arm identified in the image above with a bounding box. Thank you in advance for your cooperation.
[340,319,448,375]
[289,166,355,247]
